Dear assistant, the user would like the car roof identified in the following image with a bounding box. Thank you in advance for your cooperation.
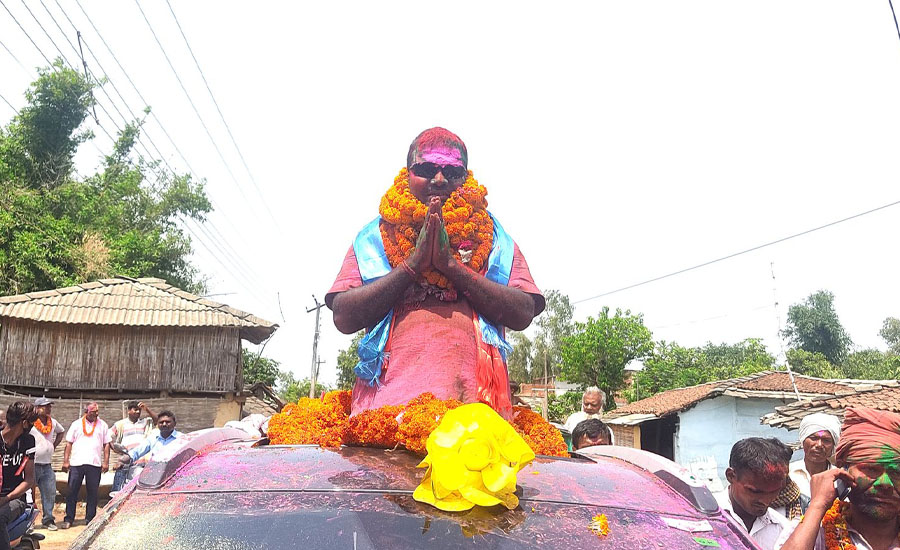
[149,435,702,517]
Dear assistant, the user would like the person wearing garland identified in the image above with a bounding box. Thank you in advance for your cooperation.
[327,127,544,419]
[61,402,111,529]
[779,408,900,550]
[30,397,65,530]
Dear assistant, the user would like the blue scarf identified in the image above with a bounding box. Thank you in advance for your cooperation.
[351,213,514,386]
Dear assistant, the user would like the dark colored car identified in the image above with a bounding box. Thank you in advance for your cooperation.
[69,428,759,549]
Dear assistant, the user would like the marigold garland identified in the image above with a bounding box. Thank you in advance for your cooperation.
[82,416,96,437]
[267,392,567,458]
[511,406,569,457]
[34,417,53,435]
[348,405,403,448]
[267,393,349,447]
[397,393,464,454]
[379,168,493,291]
[821,498,880,550]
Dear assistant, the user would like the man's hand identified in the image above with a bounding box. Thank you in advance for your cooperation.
[407,197,442,274]
[101,461,109,474]
[810,468,854,510]
[430,202,456,274]
[61,460,69,473]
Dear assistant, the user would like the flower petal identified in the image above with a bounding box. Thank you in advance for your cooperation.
[482,462,516,493]
[459,484,502,507]
[432,456,469,492]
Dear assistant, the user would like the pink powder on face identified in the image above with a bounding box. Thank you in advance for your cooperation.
[415,146,464,167]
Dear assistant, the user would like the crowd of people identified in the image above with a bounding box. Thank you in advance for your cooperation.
[0,398,181,549]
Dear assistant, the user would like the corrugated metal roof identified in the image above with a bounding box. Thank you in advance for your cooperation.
[0,277,278,344]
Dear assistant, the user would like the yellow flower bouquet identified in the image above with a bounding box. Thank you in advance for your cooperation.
[413,403,535,512]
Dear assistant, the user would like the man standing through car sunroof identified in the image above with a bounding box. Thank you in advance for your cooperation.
[327,128,544,419]
[716,437,793,550]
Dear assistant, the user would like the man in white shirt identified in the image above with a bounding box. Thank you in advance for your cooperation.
[30,397,65,530]
[564,387,605,433]
[788,413,841,498]
[60,402,111,529]
[716,437,794,550]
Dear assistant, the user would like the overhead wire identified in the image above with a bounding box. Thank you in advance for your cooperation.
[1,3,268,305]
[132,0,271,226]
[573,197,900,305]
[50,0,275,294]
[163,0,282,233]
[0,0,52,66]
[67,0,267,272]
[0,36,30,75]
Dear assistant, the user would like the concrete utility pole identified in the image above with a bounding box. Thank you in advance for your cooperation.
[307,295,325,398]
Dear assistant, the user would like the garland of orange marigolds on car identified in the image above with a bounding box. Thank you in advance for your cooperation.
[379,168,493,291]
[267,390,567,458]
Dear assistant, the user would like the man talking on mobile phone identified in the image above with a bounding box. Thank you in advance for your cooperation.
[778,408,900,550]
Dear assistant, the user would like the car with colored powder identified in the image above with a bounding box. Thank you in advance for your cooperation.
[68,428,760,549]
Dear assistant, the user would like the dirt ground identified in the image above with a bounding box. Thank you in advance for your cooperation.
[28,501,101,550]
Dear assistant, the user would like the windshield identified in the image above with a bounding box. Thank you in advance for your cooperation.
[77,491,753,550]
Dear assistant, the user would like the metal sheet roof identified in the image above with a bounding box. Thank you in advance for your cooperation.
[0,277,278,344]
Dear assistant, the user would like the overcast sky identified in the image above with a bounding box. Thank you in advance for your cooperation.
[2,1,898,386]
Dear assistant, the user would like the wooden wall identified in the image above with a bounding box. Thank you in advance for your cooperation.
[0,319,241,392]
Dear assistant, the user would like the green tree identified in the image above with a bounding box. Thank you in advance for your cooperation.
[241,348,280,387]
[506,331,534,383]
[532,290,575,381]
[842,349,899,380]
[0,62,209,295]
[545,390,582,423]
[782,291,852,365]
[276,371,329,402]
[560,307,653,410]
[628,341,707,401]
[336,332,364,391]
[880,317,900,355]
[786,349,842,379]
[628,338,776,402]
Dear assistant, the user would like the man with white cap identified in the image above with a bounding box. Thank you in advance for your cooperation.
[789,412,841,498]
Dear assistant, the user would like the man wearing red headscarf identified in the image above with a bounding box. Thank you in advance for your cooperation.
[779,407,900,550]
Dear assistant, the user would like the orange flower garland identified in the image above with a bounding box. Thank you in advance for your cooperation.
[379,168,493,291]
[348,405,403,448]
[34,417,53,435]
[82,416,96,437]
[511,406,569,457]
[267,393,349,447]
[822,499,859,550]
[267,392,567,457]
[397,392,463,454]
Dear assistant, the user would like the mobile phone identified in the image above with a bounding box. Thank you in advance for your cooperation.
[834,478,851,500]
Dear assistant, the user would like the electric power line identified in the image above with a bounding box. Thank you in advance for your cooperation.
[0,36,30,75]
[69,0,268,266]
[132,0,272,226]
[49,0,274,291]
[163,0,282,233]
[0,90,18,114]
[574,197,900,305]
[0,0,52,66]
[889,0,900,45]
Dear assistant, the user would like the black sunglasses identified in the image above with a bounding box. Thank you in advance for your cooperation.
[409,162,468,181]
